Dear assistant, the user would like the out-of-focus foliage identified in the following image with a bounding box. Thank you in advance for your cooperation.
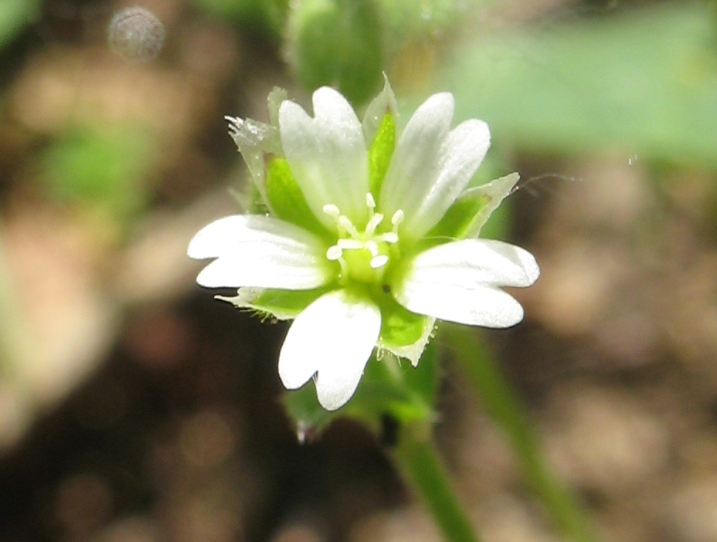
[286,0,384,104]
[0,0,42,49]
[190,0,477,105]
[190,0,289,40]
[446,4,717,169]
[38,123,155,221]
[375,0,472,51]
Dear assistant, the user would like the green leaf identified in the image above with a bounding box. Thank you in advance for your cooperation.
[446,4,717,169]
[190,0,288,41]
[0,0,41,50]
[265,157,328,237]
[368,113,396,196]
[287,0,384,105]
[39,123,153,221]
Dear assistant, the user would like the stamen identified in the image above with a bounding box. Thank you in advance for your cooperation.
[338,216,360,238]
[322,197,401,284]
[365,213,384,236]
[380,232,399,244]
[365,240,379,257]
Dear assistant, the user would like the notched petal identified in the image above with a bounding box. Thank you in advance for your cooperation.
[279,88,369,228]
[188,215,332,290]
[392,239,539,328]
[278,290,381,410]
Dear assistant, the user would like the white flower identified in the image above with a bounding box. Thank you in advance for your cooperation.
[188,82,539,411]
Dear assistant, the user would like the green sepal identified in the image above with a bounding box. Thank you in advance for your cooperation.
[376,292,430,350]
[368,113,396,196]
[427,172,519,241]
[251,286,333,319]
[218,286,334,320]
[265,157,329,237]
[362,75,398,146]
[283,384,336,440]
[283,343,439,440]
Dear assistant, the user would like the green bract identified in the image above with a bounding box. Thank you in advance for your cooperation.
[189,79,539,411]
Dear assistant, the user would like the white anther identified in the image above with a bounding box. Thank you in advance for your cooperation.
[391,209,404,226]
[326,245,343,260]
[370,255,389,269]
[366,192,376,210]
[323,204,340,219]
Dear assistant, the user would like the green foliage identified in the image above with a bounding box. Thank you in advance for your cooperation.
[375,0,473,52]
[0,0,42,50]
[446,4,717,169]
[38,123,153,220]
[287,0,384,105]
[190,0,288,40]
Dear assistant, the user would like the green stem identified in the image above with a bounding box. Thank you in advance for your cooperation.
[443,324,599,542]
[390,423,482,542]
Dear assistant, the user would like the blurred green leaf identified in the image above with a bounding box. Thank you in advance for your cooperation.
[190,0,288,40]
[39,123,154,220]
[0,0,41,49]
[446,4,717,169]
[376,0,473,50]
[443,324,599,542]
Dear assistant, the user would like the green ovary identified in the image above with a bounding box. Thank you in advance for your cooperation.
[343,243,390,284]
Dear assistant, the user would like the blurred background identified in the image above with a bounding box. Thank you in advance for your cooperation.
[1,0,717,540]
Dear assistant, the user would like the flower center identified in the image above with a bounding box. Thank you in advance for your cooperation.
[323,193,403,285]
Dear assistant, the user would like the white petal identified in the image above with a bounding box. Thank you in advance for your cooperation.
[412,119,490,236]
[379,92,454,232]
[380,94,491,239]
[392,239,539,328]
[278,290,381,410]
[279,87,369,229]
[188,215,332,289]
